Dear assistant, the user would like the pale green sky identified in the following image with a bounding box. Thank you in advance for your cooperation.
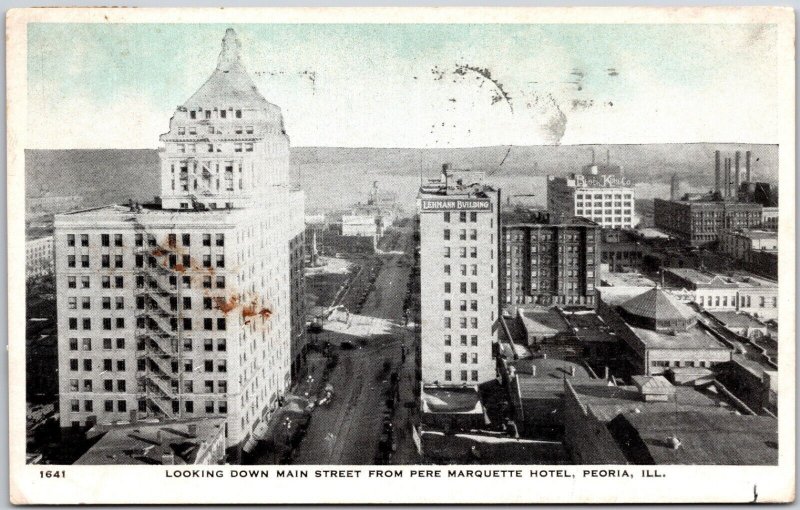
[27,23,778,148]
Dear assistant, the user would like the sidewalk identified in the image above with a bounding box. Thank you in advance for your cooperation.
[391,323,421,464]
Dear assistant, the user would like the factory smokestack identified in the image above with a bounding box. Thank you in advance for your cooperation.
[745,150,751,182]
[724,158,730,198]
[714,150,721,195]
[670,174,679,201]
[735,151,741,199]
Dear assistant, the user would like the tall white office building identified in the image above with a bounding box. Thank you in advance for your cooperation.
[54,29,304,456]
[418,165,500,386]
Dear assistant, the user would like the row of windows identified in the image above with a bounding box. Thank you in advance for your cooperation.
[66,233,124,248]
[576,209,631,216]
[65,232,225,249]
[67,357,229,373]
[443,334,479,346]
[67,296,124,310]
[134,253,225,269]
[68,337,126,351]
[67,317,125,330]
[443,352,480,364]
[575,201,632,207]
[699,294,777,308]
[175,142,254,153]
[443,211,480,223]
[575,193,632,200]
[137,296,224,312]
[443,264,479,276]
[506,268,592,278]
[68,398,229,415]
[137,316,228,331]
[443,300,479,312]
[69,359,127,372]
[651,360,714,368]
[507,246,593,256]
[187,108,243,120]
[443,229,478,241]
[443,282,479,294]
[177,124,251,139]
[138,337,227,352]
[67,378,228,394]
[178,124,253,136]
[138,358,228,373]
[443,317,479,329]
[505,232,593,243]
[442,246,479,258]
[443,370,479,382]
[68,337,228,352]
[135,274,226,290]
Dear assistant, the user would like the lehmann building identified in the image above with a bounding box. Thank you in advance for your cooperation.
[53,29,305,455]
[418,165,500,386]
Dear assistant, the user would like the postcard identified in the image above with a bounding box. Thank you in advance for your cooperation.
[7,6,795,504]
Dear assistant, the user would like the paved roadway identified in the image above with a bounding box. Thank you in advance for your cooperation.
[292,253,413,464]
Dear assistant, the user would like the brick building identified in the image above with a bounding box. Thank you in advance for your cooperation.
[500,214,600,309]
[653,199,763,246]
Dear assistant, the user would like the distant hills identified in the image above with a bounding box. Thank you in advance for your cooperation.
[26,144,778,215]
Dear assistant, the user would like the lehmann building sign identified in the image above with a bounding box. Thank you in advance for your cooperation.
[420,199,492,212]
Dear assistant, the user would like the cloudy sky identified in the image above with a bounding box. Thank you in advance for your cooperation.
[27,22,778,149]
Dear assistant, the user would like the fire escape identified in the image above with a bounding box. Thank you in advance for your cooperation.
[134,224,185,420]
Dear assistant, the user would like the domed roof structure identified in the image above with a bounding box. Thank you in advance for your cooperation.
[619,287,696,332]
[183,28,269,109]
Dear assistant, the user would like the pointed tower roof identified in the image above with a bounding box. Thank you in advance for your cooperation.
[620,287,695,322]
[184,28,267,108]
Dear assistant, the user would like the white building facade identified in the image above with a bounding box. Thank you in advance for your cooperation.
[418,167,499,386]
[54,29,301,454]
[547,174,635,229]
[27,235,54,277]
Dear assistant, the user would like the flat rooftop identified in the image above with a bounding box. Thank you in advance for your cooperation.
[600,271,658,288]
[518,307,569,335]
[611,411,778,465]
[562,308,619,344]
[509,357,592,381]
[75,418,226,465]
[729,229,778,240]
[569,383,736,423]
[421,385,484,415]
[665,268,777,289]
[708,311,767,329]
[629,324,729,351]
[54,203,258,225]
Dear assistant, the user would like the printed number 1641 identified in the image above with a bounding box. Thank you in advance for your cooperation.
[39,470,65,479]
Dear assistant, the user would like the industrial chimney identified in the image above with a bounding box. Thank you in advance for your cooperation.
[714,150,721,195]
[725,158,732,198]
[723,158,728,197]
[670,174,679,201]
[734,151,741,199]
[745,150,752,182]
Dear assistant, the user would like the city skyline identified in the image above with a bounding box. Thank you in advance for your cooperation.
[12,8,793,504]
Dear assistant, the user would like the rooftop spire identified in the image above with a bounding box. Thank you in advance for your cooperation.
[217,28,242,72]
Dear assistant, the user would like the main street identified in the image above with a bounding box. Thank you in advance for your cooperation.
[292,252,414,464]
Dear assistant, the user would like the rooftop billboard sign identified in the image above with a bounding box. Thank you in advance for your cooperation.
[574,174,633,188]
[420,198,492,212]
